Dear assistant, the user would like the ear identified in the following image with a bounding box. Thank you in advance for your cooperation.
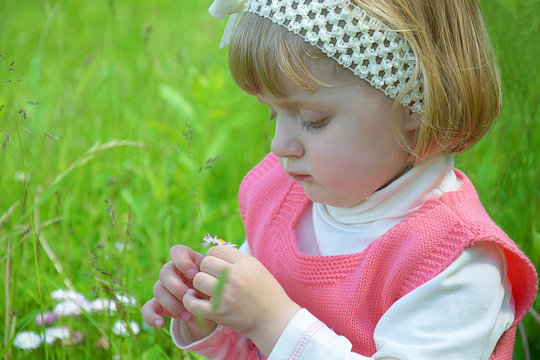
[400,106,421,133]
[398,106,421,148]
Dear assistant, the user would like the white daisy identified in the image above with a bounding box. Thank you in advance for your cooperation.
[53,299,85,317]
[51,289,87,305]
[111,320,140,336]
[14,171,31,183]
[114,294,137,307]
[88,298,117,312]
[42,327,70,345]
[13,331,42,350]
[114,242,132,251]
[201,233,237,248]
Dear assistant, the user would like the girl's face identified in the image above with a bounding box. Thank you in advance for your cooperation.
[258,59,418,208]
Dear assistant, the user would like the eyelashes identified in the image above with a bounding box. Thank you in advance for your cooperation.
[301,118,327,131]
[267,109,328,131]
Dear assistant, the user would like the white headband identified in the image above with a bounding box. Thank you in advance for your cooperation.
[209,0,423,113]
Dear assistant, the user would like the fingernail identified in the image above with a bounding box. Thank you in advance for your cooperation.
[181,311,192,321]
[186,268,197,278]
[154,319,163,327]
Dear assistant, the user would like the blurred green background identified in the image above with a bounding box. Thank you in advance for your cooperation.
[0,0,538,358]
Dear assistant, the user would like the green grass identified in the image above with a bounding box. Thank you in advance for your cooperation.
[0,0,538,358]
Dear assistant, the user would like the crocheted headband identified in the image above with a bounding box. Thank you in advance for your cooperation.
[209,0,423,113]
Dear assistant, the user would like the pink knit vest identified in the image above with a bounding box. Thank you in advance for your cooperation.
[239,154,537,359]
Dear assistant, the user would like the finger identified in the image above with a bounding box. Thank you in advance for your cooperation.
[142,297,183,322]
[153,280,188,318]
[183,289,215,320]
[170,245,204,279]
[159,262,191,299]
[141,298,166,328]
[192,271,220,298]
[206,245,243,264]
[199,255,233,278]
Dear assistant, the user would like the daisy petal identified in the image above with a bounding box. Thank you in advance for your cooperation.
[13,331,42,350]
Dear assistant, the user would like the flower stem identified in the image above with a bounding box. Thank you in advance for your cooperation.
[3,233,12,359]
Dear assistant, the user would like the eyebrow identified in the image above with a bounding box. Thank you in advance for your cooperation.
[256,93,324,108]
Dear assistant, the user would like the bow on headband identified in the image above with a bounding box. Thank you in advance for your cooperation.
[209,0,247,48]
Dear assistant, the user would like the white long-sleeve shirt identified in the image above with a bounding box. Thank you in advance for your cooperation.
[172,154,514,359]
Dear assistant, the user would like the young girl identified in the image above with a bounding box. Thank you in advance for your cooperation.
[142,0,538,358]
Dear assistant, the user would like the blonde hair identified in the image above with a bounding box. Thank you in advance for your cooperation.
[228,0,501,161]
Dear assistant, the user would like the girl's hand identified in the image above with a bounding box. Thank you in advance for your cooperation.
[142,245,217,333]
[183,245,301,356]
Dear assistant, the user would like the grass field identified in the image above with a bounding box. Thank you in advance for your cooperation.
[1,0,538,358]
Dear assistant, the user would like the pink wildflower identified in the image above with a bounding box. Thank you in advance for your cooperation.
[201,233,237,248]
[35,311,57,326]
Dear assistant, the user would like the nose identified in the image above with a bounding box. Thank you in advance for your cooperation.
[271,117,304,159]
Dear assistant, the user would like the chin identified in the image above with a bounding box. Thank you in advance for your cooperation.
[303,189,355,207]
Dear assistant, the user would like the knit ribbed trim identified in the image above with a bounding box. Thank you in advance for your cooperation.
[266,162,473,279]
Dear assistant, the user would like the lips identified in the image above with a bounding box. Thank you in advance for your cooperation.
[286,171,312,182]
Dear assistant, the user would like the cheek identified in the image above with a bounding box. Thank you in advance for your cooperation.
[309,134,406,189]
[310,145,365,182]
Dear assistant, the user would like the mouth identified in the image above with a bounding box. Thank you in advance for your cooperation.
[286,171,312,182]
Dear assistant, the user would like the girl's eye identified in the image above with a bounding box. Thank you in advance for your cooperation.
[300,118,328,131]
[268,110,277,122]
